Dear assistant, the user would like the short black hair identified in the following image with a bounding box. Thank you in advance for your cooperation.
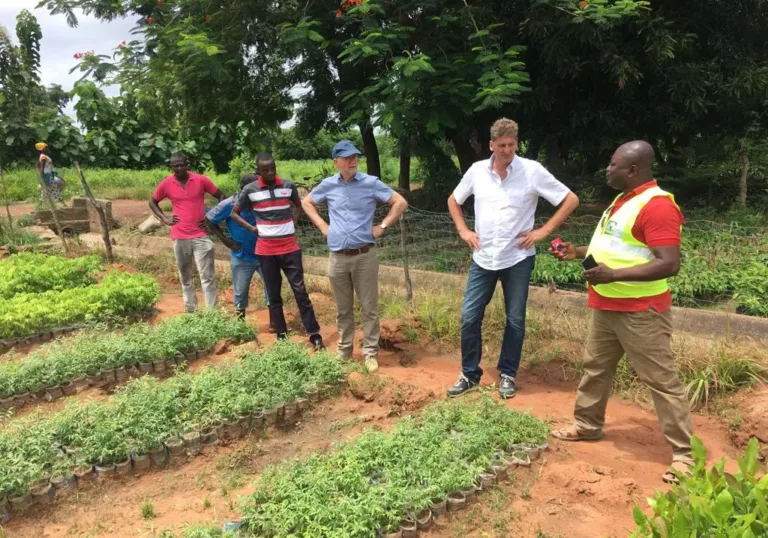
[255,152,274,165]
[169,153,187,162]
[240,173,258,188]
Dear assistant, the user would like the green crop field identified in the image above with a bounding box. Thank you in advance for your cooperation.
[0,157,411,203]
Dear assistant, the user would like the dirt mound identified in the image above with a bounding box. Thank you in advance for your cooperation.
[95,263,138,280]
[730,385,768,460]
[540,460,639,509]
[347,372,435,415]
[104,263,137,273]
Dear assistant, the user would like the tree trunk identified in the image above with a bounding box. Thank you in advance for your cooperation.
[359,123,381,178]
[448,131,480,174]
[739,150,750,206]
[398,135,411,191]
[0,164,12,228]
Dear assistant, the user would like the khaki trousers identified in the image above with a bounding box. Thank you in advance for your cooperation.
[328,248,379,359]
[173,237,218,312]
[574,308,693,460]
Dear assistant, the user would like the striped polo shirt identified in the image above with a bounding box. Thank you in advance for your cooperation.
[234,176,300,256]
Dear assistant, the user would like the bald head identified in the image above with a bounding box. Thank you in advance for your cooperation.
[606,140,656,192]
[617,141,655,171]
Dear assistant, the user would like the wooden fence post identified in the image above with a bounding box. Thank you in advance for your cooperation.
[74,162,113,262]
[399,212,413,302]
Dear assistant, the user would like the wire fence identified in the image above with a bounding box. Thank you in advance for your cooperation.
[296,206,768,317]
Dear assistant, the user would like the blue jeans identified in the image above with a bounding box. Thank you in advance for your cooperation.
[460,256,535,382]
[231,255,269,311]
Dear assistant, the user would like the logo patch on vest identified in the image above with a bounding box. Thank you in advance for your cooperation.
[604,220,620,237]
[277,189,292,198]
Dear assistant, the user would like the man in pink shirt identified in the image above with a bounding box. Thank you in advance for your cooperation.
[149,153,225,312]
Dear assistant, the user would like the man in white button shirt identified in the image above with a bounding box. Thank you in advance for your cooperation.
[447,118,580,399]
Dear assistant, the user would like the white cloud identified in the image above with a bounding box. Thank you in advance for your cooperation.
[0,1,135,118]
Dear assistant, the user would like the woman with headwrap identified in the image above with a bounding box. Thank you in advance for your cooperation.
[35,142,64,203]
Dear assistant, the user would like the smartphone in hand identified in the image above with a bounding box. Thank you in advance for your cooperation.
[581,254,598,271]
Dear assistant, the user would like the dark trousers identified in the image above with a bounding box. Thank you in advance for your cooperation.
[461,256,535,382]
[258,250,320,336]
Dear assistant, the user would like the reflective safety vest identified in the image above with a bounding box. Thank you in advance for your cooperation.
[586,186,678,299]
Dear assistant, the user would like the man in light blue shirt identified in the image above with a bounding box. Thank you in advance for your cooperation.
[303,140,408,372]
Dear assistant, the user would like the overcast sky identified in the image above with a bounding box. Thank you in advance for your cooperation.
[0,0,135,118]
[0,2,307,129]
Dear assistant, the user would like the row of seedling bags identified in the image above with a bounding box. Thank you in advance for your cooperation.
[0,342,345,524]
[0,310,155,353]
[223,396,551,538]
[0,309,256,408]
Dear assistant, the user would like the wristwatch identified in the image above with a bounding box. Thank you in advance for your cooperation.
[380,222,388,230]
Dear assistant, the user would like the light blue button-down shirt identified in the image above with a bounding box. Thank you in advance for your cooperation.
[310,171,395,251]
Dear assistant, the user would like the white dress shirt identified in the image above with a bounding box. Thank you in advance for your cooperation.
[453,155,570,271]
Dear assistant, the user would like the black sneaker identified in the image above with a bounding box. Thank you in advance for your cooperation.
[447,374,479,398]
[499,375,517,399]
[276,333,288,341]
[309,334,325,351]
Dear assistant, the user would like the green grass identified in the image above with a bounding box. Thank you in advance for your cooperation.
[141,500,156,520]
[0,157,409,203]
[0,227,43,249]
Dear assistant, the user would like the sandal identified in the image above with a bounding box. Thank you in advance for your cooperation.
[551,425,604,442]
[662,459,694,485]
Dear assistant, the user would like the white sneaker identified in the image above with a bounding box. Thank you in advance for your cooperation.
[364,357,379,373]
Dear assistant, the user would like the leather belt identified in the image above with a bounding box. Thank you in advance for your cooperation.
[336,244,374,256]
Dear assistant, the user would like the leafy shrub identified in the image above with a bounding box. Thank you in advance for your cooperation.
[240,396,549,535]
[0,342,343,496]
[0,253,102,299]
[631,437,767,538]
[0,271,159,339]
[0,309,255,398]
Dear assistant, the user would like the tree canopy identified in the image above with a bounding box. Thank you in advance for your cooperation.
[0,0,766,205]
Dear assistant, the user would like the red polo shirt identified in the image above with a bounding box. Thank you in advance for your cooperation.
[153,173,219,240]
[588,180,684,313]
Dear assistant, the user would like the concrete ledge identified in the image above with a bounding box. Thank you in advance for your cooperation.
[82,233,768,342]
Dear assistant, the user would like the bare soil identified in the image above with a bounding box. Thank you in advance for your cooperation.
[0,251,759,538]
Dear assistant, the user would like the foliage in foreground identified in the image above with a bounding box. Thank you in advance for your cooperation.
[0,342,343,496]
[632,437,767,538]
[0,252,102,299]
[238,396,549,537]
[0,309,255,399]
[0,270,159,339]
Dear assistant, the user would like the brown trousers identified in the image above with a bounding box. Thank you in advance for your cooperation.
[574,308,694,460]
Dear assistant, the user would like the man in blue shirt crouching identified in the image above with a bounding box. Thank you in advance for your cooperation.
[205,174,271,323]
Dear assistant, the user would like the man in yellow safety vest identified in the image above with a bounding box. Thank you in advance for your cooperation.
[550,140,694,484]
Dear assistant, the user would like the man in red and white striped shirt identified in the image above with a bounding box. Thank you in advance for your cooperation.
[232,153,324,350]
